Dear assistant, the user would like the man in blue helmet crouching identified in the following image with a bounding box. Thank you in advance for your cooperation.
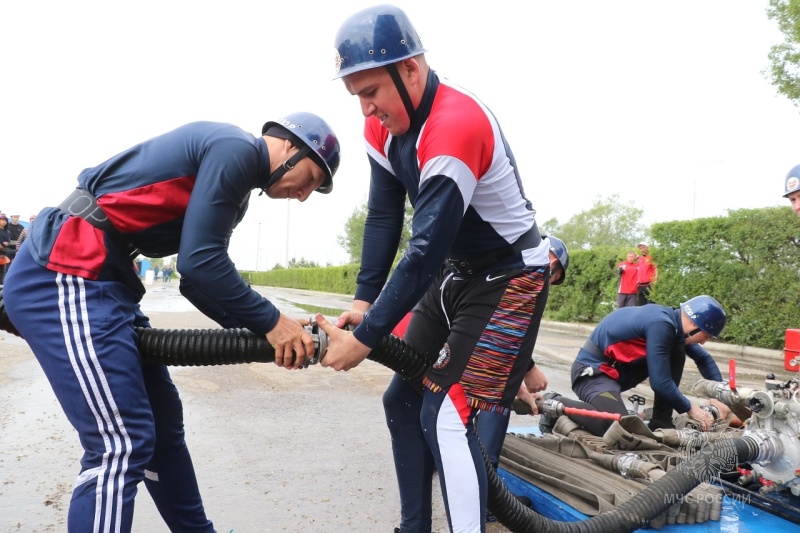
[545,295,727,437]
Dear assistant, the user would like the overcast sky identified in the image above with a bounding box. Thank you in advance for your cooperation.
[2,1,798,270]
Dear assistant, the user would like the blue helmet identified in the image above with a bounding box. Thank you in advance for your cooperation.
[783,164,800,198]
[333,4,427,79]
[680,295,727,338]
[262,112,341,194]
[547,235,570,285]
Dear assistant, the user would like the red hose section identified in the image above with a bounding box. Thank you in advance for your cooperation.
[563,406,622,421]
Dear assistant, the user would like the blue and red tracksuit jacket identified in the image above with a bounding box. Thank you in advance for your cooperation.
[574,304,722,413]
[25,121,281,336]
[352,69,550,349]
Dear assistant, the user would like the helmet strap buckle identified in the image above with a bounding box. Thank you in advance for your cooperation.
[265,145,311,192]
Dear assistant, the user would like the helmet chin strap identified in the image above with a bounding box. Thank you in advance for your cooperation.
[386,63,416,125]
[260,145,311,196]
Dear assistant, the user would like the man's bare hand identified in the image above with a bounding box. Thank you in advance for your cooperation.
[265,314,315,369]
[315,313,371,371]
[335,300,370,329]
[335,310,364,329]
[515,385,539,415]
[523,364,548,393]
[687,404,714,431]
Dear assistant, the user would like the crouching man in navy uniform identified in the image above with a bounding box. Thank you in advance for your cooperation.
[550,295,727,436]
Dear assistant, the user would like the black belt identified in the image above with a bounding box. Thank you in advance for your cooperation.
[583,339,621,369]
[445,223,542,276]
[58,188,139,259]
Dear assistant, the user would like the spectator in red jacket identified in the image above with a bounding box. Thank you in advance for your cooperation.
[636,242,657,305]
[616,250,639,308]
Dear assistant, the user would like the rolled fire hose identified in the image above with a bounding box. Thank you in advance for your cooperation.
[0,290,759,532]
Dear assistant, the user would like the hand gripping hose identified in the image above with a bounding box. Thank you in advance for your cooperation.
[0,289,762,532]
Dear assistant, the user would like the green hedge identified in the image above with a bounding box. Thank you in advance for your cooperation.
[240,264,361,295]
[648,207,800,350]
[548,206,800,349]
[543,246,621,323]
[240,206,800,350]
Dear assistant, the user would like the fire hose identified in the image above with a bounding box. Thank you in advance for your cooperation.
[0,291,760,532]
[512,397,623,422]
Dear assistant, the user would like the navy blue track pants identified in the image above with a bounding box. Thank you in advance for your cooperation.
[4,250,214,532]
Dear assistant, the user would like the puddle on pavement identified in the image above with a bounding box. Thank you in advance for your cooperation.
[290,303,347,319]
[139,285,349,320]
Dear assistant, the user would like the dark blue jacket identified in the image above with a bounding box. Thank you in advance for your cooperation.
[574,304,722,413]
[25,122,280,335]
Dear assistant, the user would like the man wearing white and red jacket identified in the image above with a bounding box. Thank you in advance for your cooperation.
[318,5,551,532]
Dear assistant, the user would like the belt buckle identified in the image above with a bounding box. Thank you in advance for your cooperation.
[447,259,473,276]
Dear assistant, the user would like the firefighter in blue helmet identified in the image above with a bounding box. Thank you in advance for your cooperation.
[2,112,340,532]
[547,295,727,437]
[317,5,553,530]
[784,163,800,217]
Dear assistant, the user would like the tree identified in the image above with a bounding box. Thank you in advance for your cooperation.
[337,202,368,263]
[540,194,647,250]
[270,258,325,270]
[766,0,800,106]
[287,257,320,268]
[338,200,413,263]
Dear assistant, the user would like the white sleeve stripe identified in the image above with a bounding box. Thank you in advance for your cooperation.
[420,155,475,215]
[365,138,395,176]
